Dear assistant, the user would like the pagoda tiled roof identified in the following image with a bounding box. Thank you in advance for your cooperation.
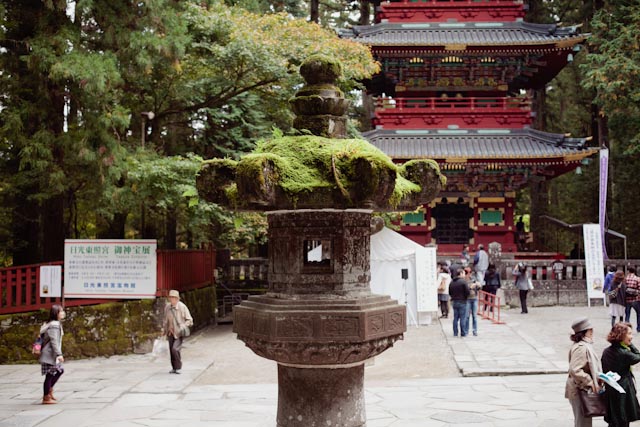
[340,21,586,47]
[363,128,598,161]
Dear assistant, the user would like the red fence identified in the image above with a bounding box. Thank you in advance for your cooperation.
[0,248,215,315]
[156,248,215,297]
[0,261,109,315]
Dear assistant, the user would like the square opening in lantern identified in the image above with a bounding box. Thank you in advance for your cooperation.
[304,239,332,267]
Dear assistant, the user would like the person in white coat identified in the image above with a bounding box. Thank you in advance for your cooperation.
[437,263,452,318]
[473,244,489,285]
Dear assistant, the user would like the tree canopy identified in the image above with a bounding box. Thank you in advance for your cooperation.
[0,0,378,264]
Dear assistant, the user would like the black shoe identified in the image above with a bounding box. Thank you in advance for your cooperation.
[174,370,181,374]
[169,369,176,374]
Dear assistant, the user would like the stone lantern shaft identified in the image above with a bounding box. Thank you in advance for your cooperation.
[234,210,406,426]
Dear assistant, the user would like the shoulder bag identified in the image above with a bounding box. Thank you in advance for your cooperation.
[32,334,43,356]
[171,309,191,338]
[578,389,606,417]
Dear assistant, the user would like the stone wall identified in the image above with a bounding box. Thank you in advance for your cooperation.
[0,285,216,364]
[501,280,603,308]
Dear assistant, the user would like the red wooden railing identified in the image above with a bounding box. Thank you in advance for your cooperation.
[0,262,109,315]
[478,290,504,324]
[0,248,215,315]
[156,248,215,297]
[375,96,531,111]
[386,0,519,4]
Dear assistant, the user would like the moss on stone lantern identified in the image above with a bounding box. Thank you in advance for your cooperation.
[197,55,445,211]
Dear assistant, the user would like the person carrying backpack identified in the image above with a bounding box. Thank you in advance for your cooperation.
[482,264,501,312]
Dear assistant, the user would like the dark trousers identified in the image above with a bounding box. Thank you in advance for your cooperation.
[43,369,63,395]
[452,300,469,337]
[625,301,640,331]
[519,290,529,313]
[483,287,498,312]
[169,335,183,370]
[439,300,449,317]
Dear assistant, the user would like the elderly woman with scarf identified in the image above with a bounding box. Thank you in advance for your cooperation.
[601,322,640,427]
[566,317,602,427]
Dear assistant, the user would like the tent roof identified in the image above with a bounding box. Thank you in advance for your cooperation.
[371,227,425,262]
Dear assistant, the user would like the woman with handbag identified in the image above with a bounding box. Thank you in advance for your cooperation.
[163,290,194,374]
[601,322,640,427]
[39,304,66,404]
[566,317,603,426]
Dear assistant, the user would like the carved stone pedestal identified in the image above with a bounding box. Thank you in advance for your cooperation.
[277,364,364,427]
[233,209,406,426]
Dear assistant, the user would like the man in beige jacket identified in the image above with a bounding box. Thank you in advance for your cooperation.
[163,290,194,374]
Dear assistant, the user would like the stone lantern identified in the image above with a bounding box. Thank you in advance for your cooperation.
[197,55,445,427]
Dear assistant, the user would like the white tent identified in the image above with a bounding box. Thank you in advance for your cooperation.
[370,227,438,326]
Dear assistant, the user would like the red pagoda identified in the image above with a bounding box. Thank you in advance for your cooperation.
[341,0,598,254]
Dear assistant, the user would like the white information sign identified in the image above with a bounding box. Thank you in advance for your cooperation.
[64,239,157,299]
[583,224,606,305]
[416,246,438,313]
[39,266,62,298]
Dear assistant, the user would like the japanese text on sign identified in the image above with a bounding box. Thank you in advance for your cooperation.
[64,240,157,299]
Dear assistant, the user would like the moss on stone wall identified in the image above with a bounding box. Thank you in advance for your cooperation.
[0,286,216,364]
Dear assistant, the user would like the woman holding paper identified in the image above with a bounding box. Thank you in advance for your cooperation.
[601,322,640,426]
[565,317,602,427]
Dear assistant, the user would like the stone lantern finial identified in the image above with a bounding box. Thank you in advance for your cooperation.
[290,55,350,138]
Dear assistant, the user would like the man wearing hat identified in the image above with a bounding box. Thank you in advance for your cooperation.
[163,290,194,374]
[565,317,602,426]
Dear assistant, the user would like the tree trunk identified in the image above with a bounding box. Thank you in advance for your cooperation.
[529,179,549,251]
[359,1,370,26]
[12,195,41,265]
[41,195,65,262]
[310,0,319,23]
[96,213,127,239]
[165,209,177,250]
[41,72,67,262]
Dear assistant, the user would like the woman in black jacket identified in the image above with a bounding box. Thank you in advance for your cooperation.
[601,322,640,426]
[482,263,501,312]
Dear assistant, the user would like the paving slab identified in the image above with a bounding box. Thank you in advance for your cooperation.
[0,305,638,426]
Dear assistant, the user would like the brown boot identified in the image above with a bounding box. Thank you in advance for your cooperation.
[49,389,57,401]
[42,394,57,404]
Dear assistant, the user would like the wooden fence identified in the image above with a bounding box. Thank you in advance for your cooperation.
[0,248,215,315]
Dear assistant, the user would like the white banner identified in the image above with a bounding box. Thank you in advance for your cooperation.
[64,240,157,299]
[583,224,606,303]
[39,266,62,298]
[416,245,438,313]
[599,149,609,259]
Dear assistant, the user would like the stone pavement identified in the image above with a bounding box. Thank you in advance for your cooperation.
[1,305,639,426]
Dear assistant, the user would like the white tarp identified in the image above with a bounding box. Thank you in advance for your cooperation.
[370,227,437,326]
